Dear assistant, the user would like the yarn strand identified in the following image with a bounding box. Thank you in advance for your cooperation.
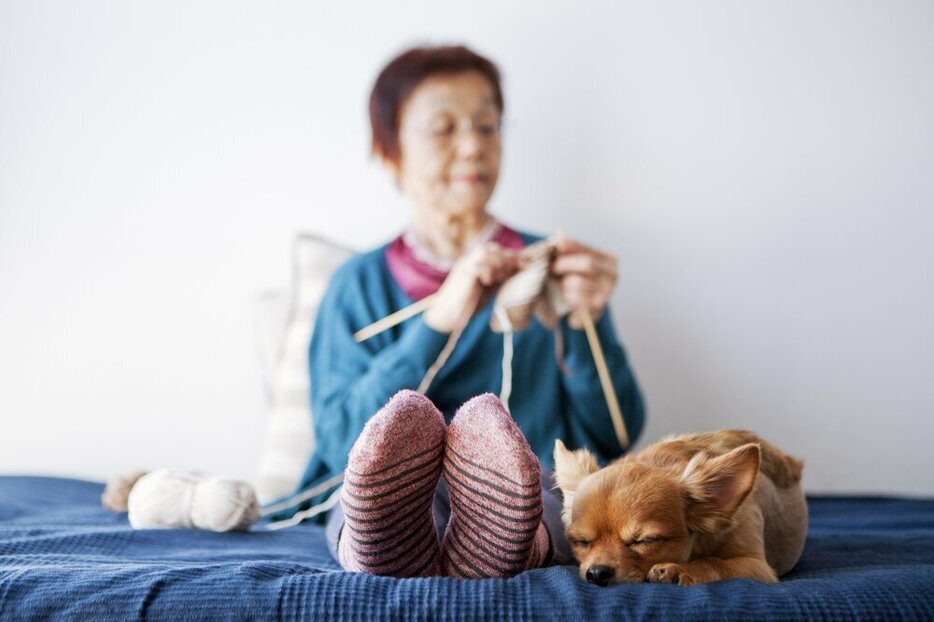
[416,294,479,394]
[494,306,514,412]
[259,472,345,517]
[263,487,342,530]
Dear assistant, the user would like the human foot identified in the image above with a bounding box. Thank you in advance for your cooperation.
[338,390,446,576]
[441,394,551,578]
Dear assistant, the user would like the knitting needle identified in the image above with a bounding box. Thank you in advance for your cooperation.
[353,293,438,342]
[577,308,630,448]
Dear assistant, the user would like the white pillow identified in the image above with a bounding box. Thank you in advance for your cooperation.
[254,234,353,504]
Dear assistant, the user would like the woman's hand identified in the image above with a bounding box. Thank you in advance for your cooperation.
[424,242,520,333]
[551,236,619,329]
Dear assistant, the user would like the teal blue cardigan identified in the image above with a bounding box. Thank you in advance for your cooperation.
[293,232,645,519]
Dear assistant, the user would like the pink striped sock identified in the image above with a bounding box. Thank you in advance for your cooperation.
[337,390,446,577]
[441,393,552,579]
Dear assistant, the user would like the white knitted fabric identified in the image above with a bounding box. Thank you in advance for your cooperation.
[127,470,259,532]
[490,239,567,332]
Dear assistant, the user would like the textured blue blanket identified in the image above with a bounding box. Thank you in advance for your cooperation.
[1,476,933,620]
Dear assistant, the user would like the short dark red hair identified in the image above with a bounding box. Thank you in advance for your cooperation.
[369,45,504,164]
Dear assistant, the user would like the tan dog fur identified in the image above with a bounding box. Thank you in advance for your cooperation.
[554,430,807,586]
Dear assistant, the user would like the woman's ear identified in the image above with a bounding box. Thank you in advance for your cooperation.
[380,155,401,186]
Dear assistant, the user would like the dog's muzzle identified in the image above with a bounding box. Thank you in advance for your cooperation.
[586,565,614,586]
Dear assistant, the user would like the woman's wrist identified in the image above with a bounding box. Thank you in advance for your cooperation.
[423,306,457,333]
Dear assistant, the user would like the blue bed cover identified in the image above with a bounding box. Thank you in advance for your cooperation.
[1,476,933,620]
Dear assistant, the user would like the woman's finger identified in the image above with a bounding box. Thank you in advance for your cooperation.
[554,235,597,255]
[552,252,617,278]
[559,272,616,310]
[559,273,594,304]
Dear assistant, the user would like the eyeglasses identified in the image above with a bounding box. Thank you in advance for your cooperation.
[405,114,504,143]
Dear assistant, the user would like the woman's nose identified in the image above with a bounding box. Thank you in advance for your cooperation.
[454,126,484,157]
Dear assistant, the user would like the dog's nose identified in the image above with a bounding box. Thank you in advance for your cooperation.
[586,565,614,586]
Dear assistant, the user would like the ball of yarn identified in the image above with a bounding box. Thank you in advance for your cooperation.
[190,476,260,531]
[127,469,258,532]
[101,470,148,512]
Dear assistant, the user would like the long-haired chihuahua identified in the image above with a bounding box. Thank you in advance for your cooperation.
[554,430,807,586]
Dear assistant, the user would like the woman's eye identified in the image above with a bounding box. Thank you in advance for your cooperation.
[475,120,499,136]
[429,123,456,137]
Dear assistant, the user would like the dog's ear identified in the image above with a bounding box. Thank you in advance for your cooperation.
[680,443,761,534]
[553,439,599,493]
[553,439,599,527]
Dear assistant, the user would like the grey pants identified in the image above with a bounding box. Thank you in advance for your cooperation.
[326,468,573,567]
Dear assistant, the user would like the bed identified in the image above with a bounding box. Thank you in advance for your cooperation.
[1,476,932,620]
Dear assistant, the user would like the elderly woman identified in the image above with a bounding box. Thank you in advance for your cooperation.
[299,45,645,578]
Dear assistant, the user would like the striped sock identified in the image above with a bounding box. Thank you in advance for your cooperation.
[337,390,446,577]
[441,393,552,578]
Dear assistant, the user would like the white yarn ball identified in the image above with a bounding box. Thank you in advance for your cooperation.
[127,469,258,532]
[190,476,259,531]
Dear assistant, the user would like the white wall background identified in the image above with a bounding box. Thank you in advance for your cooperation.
[2,0,932,495]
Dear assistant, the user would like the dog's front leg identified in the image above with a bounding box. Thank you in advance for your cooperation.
[647,557,778,586]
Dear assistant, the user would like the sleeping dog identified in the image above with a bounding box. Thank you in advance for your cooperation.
[553,430,807,586]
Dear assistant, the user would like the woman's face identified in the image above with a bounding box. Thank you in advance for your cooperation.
[392,71,502,220]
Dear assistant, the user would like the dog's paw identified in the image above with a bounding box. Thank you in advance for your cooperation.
[647,563,699,586]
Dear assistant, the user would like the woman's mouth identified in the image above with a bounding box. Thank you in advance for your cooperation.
[454,173,487,185]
